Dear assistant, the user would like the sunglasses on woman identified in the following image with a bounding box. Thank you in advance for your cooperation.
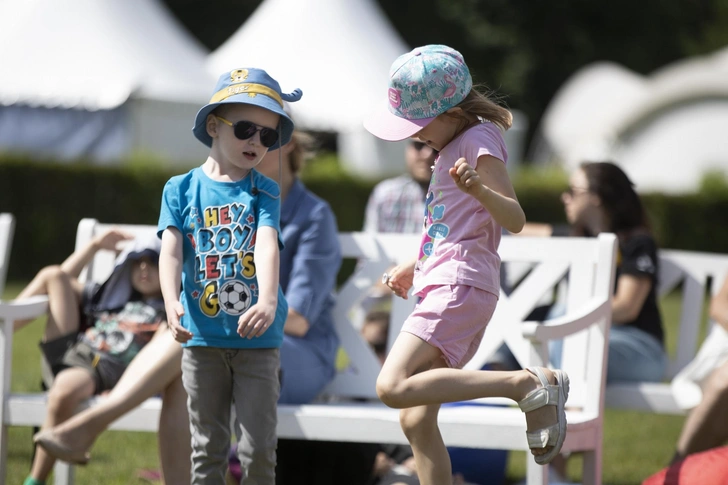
[216,116,279,148]
[564,186,590,197]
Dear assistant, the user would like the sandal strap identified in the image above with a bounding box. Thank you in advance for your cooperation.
[518,367,558,413]
[526,423,559,449]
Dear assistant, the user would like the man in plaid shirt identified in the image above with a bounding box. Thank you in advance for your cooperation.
[363,141,438,234]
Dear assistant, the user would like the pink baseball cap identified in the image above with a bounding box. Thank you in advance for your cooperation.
[364,45,472,141]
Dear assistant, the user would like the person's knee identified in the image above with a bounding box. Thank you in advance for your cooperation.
[376,372,405,408]
[399,406,436,440]
[38,265,66,285]
[47,382,84,415]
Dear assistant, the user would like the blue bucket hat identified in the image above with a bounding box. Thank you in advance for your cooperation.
[193,68,302,150]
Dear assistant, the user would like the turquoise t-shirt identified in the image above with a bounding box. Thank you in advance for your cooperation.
[157,167,287,349]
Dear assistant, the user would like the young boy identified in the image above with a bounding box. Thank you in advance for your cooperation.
[157,68,302,484]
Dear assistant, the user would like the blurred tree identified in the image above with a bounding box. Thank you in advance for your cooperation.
[163,0,728,151]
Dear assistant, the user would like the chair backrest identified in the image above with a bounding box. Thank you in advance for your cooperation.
[325,232,421,398]
[469,234,616,413]
[0,214,15,297]
[75,219,618,409]
[329,233,618,408]
[657,249,728,378]
[75,219,158,285]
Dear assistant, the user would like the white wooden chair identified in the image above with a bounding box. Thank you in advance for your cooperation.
[605,250,728,414]
[0,213,15,298]
[0,219,617,485]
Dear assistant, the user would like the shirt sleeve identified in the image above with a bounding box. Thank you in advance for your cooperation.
[284,203,342,324]
[256,177,283,248]
[464,124,508,169]
[157,178,183,238]
[363,184,382,233]
[620,235,658,281]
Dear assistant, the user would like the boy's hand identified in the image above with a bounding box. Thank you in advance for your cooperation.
[450,157,486,198]
[166,300,192,343]
[238,301,276,339]
[94,228,134,251]
[384,259,416,299]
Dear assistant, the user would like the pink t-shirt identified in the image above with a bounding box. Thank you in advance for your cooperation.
[412,122,508,297]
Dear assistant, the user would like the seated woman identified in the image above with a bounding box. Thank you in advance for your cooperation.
[34,128,344,483]
[493,161,667,385]
[18,230,165,485]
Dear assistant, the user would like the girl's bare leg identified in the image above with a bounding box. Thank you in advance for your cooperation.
[30,368,96,482]
[40,327,183,453]
[376,332,560,459]
[14,265,83,334]
[676,362,728,459]
[398,357,451,485]
[159,375,191,484]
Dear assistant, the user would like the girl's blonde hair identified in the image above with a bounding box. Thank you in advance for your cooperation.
[288,130,316,175]
[450,84,513,131]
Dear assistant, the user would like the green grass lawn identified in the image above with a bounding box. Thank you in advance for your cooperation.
[3,283,693,484]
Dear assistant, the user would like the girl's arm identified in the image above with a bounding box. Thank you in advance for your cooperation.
[60,228,133,278]
[710,276,728,332]
[517,223,554,237]
[238,226,279,339]
[611,274,651,324]
[450,155,526,234]
[159,227,190,342]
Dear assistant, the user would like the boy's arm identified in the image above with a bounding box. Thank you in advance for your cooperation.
[160,227,191,342]
[60,228,133,278]
[238,226,280,339]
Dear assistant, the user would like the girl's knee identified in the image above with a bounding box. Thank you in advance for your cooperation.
[376,373,404,408]
[399,407,437,439]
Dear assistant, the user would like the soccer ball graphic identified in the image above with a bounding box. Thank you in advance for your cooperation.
[219,281,252,316]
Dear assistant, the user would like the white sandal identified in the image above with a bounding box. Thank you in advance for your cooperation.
[518,366,570,465]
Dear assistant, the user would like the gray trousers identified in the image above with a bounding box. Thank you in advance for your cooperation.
[182,346,280,485]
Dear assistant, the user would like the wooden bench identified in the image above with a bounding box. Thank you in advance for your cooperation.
[0,218,618,485]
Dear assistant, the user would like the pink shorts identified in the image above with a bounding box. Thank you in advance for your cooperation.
[402,284,498,369]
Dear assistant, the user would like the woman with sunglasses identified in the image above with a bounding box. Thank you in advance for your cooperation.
[526,161,667,385]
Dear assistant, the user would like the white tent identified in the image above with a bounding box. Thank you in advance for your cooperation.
[209,0,530,178]
[532,47,728,193]
[207,0,411,178]
[0,0,214,163]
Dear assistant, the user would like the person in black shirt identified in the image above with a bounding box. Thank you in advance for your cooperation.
[517,161,667,383]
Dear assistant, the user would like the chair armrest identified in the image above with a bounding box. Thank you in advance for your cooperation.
[0,295,50,322]
[521,297,610,343]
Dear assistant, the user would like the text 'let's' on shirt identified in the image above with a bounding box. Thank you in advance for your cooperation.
[413,122,508,298]
[158,167,288,349]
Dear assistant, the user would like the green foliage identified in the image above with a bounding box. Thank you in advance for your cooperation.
[698,168,728,195]
[3,154,728,281]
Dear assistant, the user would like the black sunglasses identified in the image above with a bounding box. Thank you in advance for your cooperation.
[411,141,439,154]
[216,116,279,148]
[564,186,590,197]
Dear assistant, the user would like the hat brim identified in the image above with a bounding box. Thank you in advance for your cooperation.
[364,105,436,142]
[192,93,293,150]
